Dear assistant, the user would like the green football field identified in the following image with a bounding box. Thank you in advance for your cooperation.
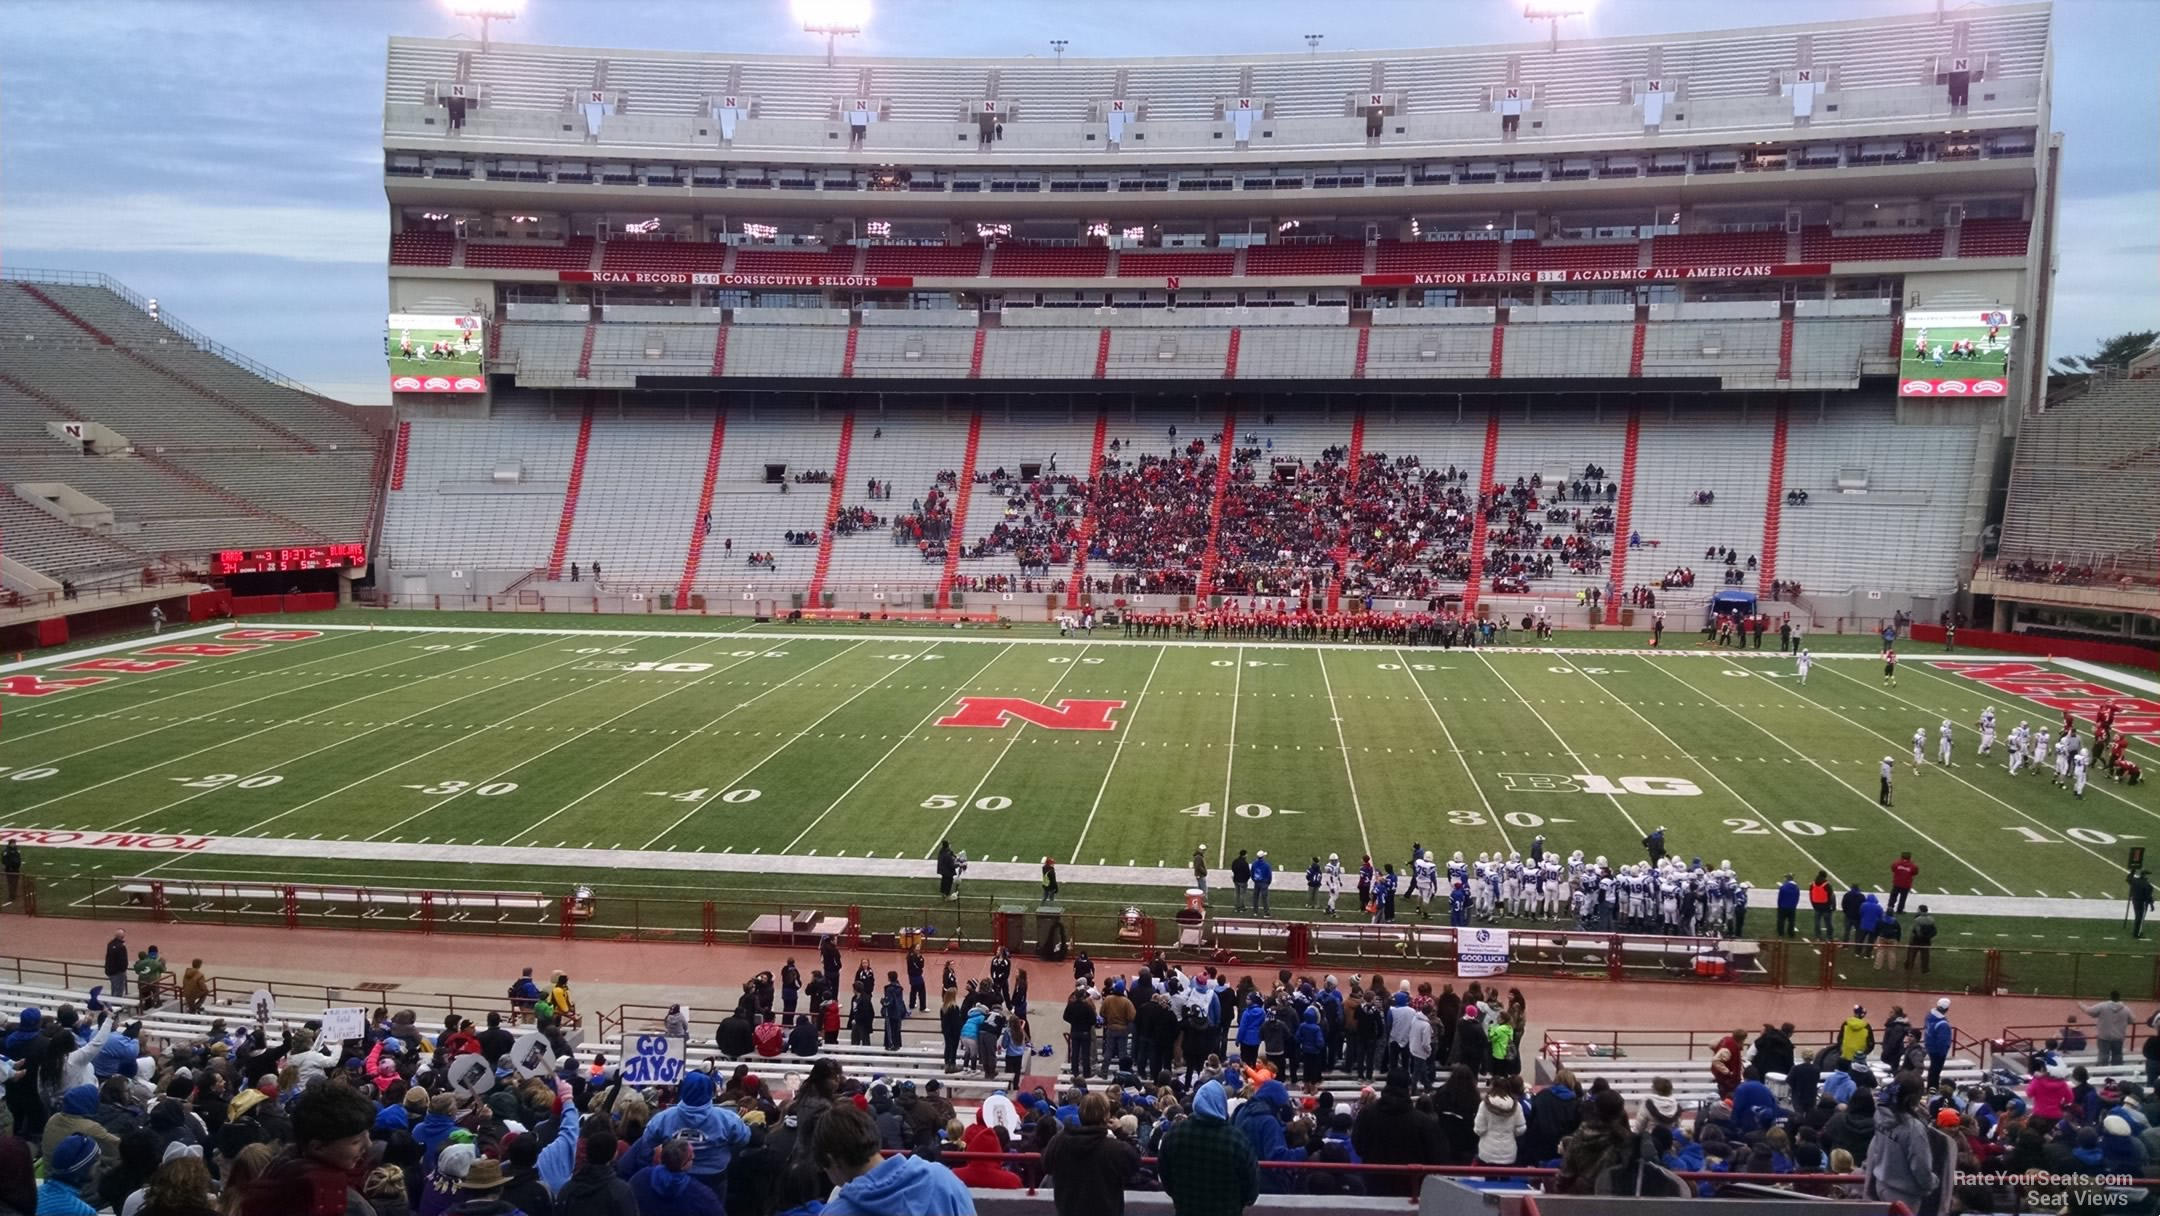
[3,617,2156,953]
[1898,324,2010,381]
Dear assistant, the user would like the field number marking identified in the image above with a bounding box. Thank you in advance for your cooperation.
[881,654,942,661]
[1175,802,1301,819]
[404,780,519,797]
[0,766,59,781]
[2004,825,2123,846]
[172,773,282,790]
[1726,817,1833,837]
[1047,657,1104,665]
[922,794,1011,811]
[646,788,761,804]
[1548,666,1619,675]
[1376,663,1437,671]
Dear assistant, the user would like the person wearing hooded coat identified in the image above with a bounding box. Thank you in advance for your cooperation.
[1294,1008,1327,1089]
[1552,1089,1639,1194]
[1157,1080,1258,1216]
[632,1072,750,1195]
[554,1124,637,1216]
[947,1124,1023,1189]
[1042,1093,1141,1216]
[1473,1079,1527,1165]
[1827,1089,1878,1162]
[1351,1071,1445,1197]
[628,1135,724,1216]
[1231,1079,1302,1192]
[1863,1079,1939,1214]
[1520,1069,1583,1165]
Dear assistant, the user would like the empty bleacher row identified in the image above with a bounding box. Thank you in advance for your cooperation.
[0,278,384,577]
[384,400,1981,601]
[490,316,1894,392]
[1996,374,2160,575]
[408,223,2032,276]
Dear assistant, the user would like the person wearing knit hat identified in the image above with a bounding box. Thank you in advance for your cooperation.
[40,1133,102,1215]
[420,1141,476,1216]
[1936,1108,1963,1129]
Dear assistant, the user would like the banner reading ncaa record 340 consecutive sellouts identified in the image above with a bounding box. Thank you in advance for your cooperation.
[387,313,485,394]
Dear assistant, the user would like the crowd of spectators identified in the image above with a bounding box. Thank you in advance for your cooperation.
[890,489,952,564]
[963,475,1085,579]
[1210,449,1348,598]
[1080,444,1220,597]
[1337,456,1475,601]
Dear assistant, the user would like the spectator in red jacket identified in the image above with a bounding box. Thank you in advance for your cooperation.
[947,1124,1024,1189]
[1889,853,1919,914]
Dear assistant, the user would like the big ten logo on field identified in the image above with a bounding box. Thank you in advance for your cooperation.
[1499,773,1704,797]
[573,660,714,673]
[937,696,1125,731]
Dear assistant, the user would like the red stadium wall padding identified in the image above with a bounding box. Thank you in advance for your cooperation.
[35,618,68,647]
[229,595,285,616]
[186,590,234,621]
[282,592,338,613]
[1909,624,2157,671]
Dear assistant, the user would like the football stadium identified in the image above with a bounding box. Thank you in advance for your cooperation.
[4,1,2159,1209]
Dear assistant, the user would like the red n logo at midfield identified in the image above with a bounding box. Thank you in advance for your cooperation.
[937,697,1125,732]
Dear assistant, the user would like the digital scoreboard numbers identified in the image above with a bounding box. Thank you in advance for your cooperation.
[210,544,367,575]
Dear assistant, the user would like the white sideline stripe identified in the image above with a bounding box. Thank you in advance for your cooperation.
[2057,659,2160,697]
[0,625,228,672]
[0,826,2134,921]
[201,623,2045,659]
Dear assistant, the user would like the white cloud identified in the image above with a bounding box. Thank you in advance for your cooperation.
[3,193,386,264]
[2047,191,2160,364]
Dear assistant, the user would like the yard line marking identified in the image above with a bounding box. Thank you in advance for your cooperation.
[4,631,430,755]
[785,644,1014,854]
[1071,645,1168,861]
[1794,659,2133,878]
[1315,650,1372,860]
[635,642,927,848]
[1549,652,1840,886]
[5,634,520,822]
[505,640,868,846]
[366,638,819,843]
[119,634,601,834]
[1220,646,1245,860]
[932,644,1095,849]
[1472,650,1646,838]
[1652,655,2015,895]
[1887,660,2159,823]
[1395,649,1513,856]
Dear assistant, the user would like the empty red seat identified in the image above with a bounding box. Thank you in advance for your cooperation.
[389,233,455,267]
[599,240,730,274]
[1372,241,1501,274]
[733,247,857,275]
[1115,250,1235,278]
[1649,231,1786,267]
[1799,226,1945,261]
[862,245,985,276]
[1509,240,1638,271]
[462,237,595,270]
[1956,219,2030,258]
[989,245,1110,277]
[1245,243,1363,275]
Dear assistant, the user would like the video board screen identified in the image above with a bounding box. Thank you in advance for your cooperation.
[387,313,485,394]
[1898,309,2012,397]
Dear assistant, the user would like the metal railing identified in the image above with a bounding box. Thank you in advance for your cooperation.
[2,267,329,397]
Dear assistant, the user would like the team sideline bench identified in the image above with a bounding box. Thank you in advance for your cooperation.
[1204,918,1762,973]
[116,878,552,912]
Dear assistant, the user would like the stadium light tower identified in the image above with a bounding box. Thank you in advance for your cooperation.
[795,0,869,67]
[1522,3,1588,52]
[449,0,524,51]
[1304,33,1324,55]
[1050,39,1069,64]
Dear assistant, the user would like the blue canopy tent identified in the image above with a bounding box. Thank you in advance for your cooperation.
[1706,589,1759,630]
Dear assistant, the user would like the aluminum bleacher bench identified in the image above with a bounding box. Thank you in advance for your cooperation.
[116,877,551,911]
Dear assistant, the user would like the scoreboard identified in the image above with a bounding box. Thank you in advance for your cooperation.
[209,544,367,575]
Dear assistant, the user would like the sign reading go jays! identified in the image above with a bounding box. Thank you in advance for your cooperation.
[620,1034,688,1086]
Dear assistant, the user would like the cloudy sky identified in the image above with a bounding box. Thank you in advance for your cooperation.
[3,0,2151,403]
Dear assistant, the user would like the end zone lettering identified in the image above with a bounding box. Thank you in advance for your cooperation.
[0,829,211,852]
[1934,661,2160,743]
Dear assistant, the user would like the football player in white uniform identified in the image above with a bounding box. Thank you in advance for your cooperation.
[1938,719,1954,766]
[2054,735,2073,787]
[2074,748,2091,799]
[1795,648,1813,685]
[2032,727,2052,777]
[1321,853,1344,915]
[1913,727,1928,766]
[1978,708,1997,756]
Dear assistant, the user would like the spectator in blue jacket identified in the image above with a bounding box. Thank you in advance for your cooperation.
[1295,1007,1328,1091]
[1231,1079,1302,1192]
[1235,996,1267,1066]
[1776,875,1801,938]
[1251,852,1275,916]
[814,1102,975,1215]
[1923,998,1954,1088]
[629,1135,725,1215]
[1858,893,1883,944]
[633,1071,750,1194]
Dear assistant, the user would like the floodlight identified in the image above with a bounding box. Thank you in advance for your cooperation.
[449,0,523,50]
